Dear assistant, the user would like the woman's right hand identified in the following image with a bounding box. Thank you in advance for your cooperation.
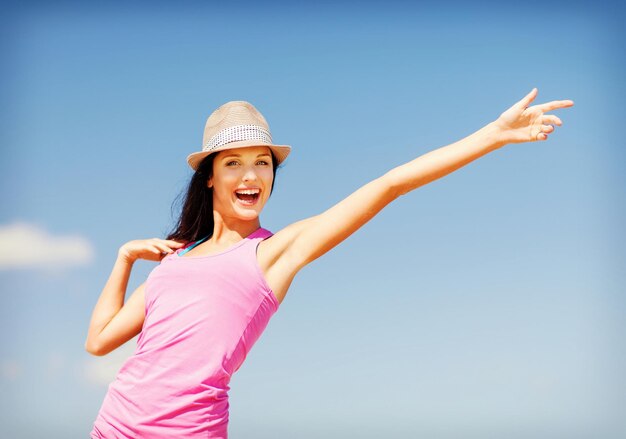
[118,238,186,263]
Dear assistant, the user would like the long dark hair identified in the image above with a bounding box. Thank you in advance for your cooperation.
[165,150,280,244]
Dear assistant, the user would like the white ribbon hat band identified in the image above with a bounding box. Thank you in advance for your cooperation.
[203,124,273,153]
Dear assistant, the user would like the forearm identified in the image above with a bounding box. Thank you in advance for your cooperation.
[388,121,506,197]
[85,252,134,350]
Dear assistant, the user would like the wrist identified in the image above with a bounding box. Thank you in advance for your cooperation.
[485,121,507,150]
[117,248,136,265]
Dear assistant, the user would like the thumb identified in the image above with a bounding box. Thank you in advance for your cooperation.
[517,87,538,109]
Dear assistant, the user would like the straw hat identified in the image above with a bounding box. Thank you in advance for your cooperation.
[186,101,291,171]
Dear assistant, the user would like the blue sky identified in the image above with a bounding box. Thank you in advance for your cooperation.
[1,0,624,437]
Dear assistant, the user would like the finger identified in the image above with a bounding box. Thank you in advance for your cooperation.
[536,99,574,112]
[152,245,165,255]
[165,240,186,247]
[542,115,562,126]
[157,244,175,254]
[537,133,548,141]
[153,244,172,255]
[517,87,538,108]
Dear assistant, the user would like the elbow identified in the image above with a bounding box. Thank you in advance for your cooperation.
[85,339,106,357]
[84,340,99,356]
[381,170,406,199]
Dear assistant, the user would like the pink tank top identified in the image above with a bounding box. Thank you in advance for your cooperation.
[91,227,279,438]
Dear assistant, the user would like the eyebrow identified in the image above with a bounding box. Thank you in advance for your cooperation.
[220,153,271,160]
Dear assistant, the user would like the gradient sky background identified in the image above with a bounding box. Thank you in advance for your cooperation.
[1,0,624,438]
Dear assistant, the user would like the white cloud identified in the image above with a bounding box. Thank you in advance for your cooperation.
[82,336,139,387]
[0,221,95,271]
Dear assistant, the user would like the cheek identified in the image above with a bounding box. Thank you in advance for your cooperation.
[212,175,237,200]
[260,169,274,186]
[213,170,239,187]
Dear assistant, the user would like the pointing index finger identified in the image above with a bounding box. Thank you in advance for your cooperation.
[536,99,575,112]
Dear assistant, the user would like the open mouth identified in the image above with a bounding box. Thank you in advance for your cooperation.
[234,188,260,206]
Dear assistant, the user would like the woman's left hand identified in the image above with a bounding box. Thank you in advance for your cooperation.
[493,88,574,144]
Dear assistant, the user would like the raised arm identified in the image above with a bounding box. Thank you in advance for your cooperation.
[272,89,573,271]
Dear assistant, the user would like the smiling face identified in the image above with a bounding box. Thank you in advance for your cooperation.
[208,145,275,224]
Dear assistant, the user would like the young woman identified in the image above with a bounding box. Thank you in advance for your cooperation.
[86,90,573,438]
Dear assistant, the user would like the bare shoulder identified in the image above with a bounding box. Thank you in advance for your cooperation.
[256,217,317,304]
[258,217,315,265]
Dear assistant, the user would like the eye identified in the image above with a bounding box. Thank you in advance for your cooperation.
[226,160,239,166]
[256,160,270,166]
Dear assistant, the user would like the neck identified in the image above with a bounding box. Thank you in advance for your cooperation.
[210,212,261,244]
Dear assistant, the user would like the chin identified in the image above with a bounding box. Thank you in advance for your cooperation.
[233,208,262,220]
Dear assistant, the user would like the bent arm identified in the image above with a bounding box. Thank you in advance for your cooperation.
[84,252,145,356]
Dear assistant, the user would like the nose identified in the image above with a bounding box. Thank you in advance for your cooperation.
[242,165,257,182]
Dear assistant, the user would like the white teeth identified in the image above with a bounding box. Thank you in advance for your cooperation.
[235,189,260,195]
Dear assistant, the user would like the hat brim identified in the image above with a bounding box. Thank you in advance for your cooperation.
[186,141,291,171]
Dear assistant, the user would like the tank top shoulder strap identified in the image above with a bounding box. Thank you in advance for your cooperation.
[249,227,273,241]
[178,235,210,256]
